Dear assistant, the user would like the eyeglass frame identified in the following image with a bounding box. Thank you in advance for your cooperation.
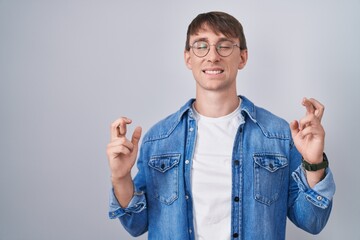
[189,39,241,58]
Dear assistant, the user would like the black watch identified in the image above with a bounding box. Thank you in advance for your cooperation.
[302,153,329,171]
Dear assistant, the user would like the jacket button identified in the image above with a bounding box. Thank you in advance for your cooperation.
[233,233,239,238]
[185,160,190,164]
[234,160,239,165]
[234,197,239,202]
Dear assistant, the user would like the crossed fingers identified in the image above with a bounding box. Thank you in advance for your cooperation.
[299,98,324,130]
[302,97,324,120]
[110,117,132,140]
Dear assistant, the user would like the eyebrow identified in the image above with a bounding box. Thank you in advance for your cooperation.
[192,37,233,44]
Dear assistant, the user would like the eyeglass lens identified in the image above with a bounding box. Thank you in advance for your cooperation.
[191,40,237,57]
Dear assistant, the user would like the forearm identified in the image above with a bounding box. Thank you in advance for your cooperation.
[305,169,325,188]
[108,178,148,237]
[112,174,134,208]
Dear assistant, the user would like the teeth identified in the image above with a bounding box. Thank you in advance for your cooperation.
[204,70,223,74]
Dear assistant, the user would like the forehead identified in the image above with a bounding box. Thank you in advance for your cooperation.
[189,24,237,42]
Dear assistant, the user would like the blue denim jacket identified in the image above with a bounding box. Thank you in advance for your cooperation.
[109,96,335,240]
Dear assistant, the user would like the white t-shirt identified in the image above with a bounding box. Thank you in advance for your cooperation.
[191,102,244,240]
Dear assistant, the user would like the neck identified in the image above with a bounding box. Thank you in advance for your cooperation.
[194,89,240,118]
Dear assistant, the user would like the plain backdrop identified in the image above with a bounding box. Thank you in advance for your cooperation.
[1,0,359,239]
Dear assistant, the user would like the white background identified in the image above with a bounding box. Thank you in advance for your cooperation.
[1,0,359,239]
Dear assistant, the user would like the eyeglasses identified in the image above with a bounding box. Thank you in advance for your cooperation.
[190,40,240,58]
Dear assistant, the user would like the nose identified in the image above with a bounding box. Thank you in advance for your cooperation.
[206,45,221,62]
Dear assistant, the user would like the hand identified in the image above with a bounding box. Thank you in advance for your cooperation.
[290,98,325,164]
[106,117,142,181]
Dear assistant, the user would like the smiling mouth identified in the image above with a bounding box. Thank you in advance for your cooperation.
[202,70,224,75]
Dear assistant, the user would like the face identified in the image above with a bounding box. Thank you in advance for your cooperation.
[184,25,248,94]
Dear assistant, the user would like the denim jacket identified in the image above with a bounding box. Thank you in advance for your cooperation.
[109,96,335,240]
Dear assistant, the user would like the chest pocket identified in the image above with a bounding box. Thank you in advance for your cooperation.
[253,153,288,206]
[148,153,180,205]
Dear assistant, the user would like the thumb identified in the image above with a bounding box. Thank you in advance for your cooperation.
[289,120,299,138]
[131,126,142,149]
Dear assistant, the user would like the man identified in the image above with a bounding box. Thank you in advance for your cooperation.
[106,11,335,239]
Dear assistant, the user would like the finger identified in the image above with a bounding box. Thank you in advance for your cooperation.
[131,126,142,148]
[298,114,317,130]
[297,125,324,140]
[297,127,314,140]
[308,98,325,120]
[302,97,315,115]
[108,138,134,152]
[113,145,132,155]
[110,117,132,140]
[106,144,132,156]
[119,117,132,137]
[290,120,300,138]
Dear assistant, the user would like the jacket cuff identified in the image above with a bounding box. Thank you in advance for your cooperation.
[292,166,336,209]
[108,188,146,219]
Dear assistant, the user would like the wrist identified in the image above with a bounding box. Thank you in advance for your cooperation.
[305,169,326,188]
[111,173,132,186]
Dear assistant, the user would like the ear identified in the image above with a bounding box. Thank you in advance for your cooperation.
[238,49,248,70]
[184,50,192,70]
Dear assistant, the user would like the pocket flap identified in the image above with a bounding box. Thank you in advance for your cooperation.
[253,153,288,172]
[148,154,181,173]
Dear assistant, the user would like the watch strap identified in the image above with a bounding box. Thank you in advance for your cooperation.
[302,153,329,171]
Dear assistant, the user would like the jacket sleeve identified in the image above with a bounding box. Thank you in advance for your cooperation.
[287,141,336,234]
[108,142,149,237]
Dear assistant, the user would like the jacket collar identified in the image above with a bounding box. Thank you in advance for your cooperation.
[177,95,257,123]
